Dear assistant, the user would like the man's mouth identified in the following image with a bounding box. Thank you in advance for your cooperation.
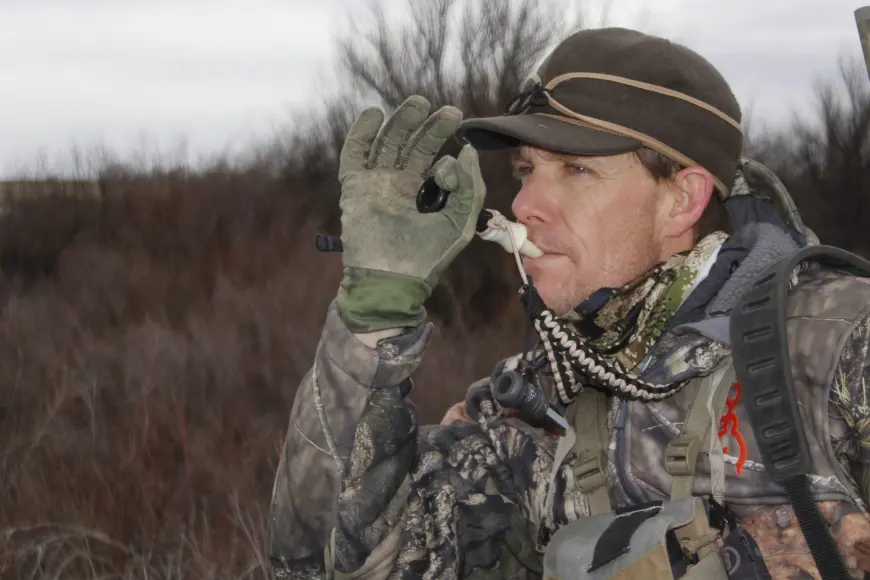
[525,237,566,262]
[525,252,564,264]
[527,241,562,256]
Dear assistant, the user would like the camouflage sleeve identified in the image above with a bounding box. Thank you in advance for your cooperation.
[328,371,571,580]
[829,312,870,504]
[267,300,433,578]
[327,379,418,578]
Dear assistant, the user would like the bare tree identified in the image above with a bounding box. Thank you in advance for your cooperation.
[747,57,870,256]
[336,0,584,114]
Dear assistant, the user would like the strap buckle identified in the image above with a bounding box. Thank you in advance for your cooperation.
[575,451,608,491]
[665,435,700,477]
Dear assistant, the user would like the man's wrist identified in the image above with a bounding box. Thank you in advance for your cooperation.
[336,267,431,334]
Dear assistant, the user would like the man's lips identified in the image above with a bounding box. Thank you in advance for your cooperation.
[526,242,561,256]
[525,251,565,263]
[524,238,567,261]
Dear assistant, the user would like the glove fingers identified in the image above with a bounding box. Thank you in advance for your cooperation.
[368,96,431,169]
[339,107,384,181]
[400,106,463,176]
[430,155,459,193]
[443,145,485,227]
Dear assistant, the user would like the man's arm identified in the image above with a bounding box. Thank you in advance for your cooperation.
[268,94,487,578]
[269,306,564,580]
[267,301,432,576]
[326,370,566,580]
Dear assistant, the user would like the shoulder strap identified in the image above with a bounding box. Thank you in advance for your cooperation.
[730,244,870,580]
[573,388,612,515]
[666,363,735,502]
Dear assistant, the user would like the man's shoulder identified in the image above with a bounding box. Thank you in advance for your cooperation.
[785,266,870,396]
[788,264,870,320]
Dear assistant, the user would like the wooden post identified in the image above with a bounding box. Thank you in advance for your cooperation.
[857,7,870,79]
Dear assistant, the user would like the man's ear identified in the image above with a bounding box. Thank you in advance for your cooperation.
[660,166,714,239]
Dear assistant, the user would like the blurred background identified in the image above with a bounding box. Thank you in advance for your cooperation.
[1,0,868,578]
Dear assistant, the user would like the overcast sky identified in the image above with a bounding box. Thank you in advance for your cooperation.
[1,0,867,177]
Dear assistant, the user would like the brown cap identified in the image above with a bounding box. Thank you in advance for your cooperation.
[456,27,743,196]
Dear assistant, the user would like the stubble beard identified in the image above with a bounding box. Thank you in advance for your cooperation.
[531,231,661,317]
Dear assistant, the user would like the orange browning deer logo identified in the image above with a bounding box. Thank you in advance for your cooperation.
[719,382,748,476]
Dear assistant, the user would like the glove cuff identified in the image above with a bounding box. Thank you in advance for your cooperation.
[337,267,432,334]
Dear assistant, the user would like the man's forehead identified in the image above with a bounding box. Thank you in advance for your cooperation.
[511,146,567,162]
[509,145,614,166]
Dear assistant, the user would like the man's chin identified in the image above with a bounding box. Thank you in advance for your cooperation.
[523,273,578,316]
[539,293,575,317]
[526,255,569,281]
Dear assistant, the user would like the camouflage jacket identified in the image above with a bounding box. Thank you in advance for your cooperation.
[268,221,870,580]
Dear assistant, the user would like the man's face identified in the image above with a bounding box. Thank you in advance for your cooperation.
[510,145,677,315]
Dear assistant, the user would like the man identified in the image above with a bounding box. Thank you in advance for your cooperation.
[267,28,870,579]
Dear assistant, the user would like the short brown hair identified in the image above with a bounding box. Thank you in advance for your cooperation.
[633,148,732,239]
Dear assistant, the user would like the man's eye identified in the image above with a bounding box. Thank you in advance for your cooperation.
[566,164,590,175]
[512,166,532,179]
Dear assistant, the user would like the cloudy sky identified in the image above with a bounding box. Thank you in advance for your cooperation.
[1,0,867,177]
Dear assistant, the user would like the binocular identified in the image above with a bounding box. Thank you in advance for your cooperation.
[492,369,568,435]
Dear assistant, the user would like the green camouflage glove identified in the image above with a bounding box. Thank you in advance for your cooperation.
[336,95,486,334]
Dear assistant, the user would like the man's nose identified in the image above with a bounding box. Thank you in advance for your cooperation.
[511,178,553,226]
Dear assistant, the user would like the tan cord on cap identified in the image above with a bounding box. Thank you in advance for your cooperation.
[546,72,743,132]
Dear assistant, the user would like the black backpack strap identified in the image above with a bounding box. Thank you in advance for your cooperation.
[730,244,870,580]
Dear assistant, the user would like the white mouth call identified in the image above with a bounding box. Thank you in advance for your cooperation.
[476,209,543,258]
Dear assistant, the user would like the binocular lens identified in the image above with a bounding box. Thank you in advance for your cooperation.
[493,370,548,421]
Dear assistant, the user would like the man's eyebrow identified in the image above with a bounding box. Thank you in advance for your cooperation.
[508,149,602,167]
[563,154,606,169]
[509,151,528,164]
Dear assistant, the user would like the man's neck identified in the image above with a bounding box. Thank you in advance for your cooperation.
[657,231,697,262]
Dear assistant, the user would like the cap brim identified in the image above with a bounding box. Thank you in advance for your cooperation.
[456,114,641,156]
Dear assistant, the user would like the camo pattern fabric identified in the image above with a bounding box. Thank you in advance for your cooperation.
[330,373,582,580]
[270,292,870,580]
[268,178,870,580]
[266,301,436,575]
[830,313,870,481]
[269,263,870,580]
[723,315,870,580]
[326,233,736,579]
[580,232,727,371]
[323,291,870,580]
[270,232,728,580]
